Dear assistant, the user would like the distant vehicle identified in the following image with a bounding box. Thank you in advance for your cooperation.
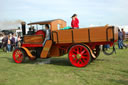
[1,30,13,35]
[15,29,22,37]
[12,19,118,67]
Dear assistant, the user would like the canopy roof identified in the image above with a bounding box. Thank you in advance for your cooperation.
[28,19,66,25]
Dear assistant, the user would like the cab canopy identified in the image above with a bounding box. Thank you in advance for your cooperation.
[28,19,67,31]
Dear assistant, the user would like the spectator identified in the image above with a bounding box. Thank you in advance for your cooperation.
[17,35,21,48]
[11,33,17,50]
[121,28,125,40]
[2,35,8,52]
[7,35,12,52]
[104,44,110,50]
[118,29,123,49]
[121,28,127,48]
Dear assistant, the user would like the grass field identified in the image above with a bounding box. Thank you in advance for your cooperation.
[0,47,128,85]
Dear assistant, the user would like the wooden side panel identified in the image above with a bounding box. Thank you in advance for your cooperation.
[52,26,118,44]
[54,30,73,43]
[49,46,60,57]
[73,29,89,43]
[52,32,58,43]
[90,26,117,42]
[24,35,44,44]
[90,27,107,42]
[40,40,52,58]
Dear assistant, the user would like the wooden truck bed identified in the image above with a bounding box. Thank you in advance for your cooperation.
[52,26,118,44]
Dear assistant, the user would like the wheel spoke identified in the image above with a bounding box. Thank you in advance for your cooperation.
[72,49,77,54]
[79,47,83,52]
[76,48,80,54]
[80,50,85,55]
[82,57,88,61]
[78,59,84,64]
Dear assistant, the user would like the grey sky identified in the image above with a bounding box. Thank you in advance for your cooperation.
[0,0,128,29]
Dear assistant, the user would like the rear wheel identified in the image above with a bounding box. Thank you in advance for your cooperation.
[68,44,91,67]
[13,48,26,63]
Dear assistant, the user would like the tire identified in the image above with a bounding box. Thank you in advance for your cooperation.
[12,48,26,63]
[68,44,91,67]
[102,45,115,55]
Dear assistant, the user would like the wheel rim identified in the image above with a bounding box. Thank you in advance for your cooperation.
[13,49,24,63]
[68,45,90,67]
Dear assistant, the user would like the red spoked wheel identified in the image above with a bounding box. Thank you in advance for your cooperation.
[68,44,91,67]
[13,48,25,63]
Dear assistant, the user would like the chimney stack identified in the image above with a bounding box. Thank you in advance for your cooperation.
[21,22,26,35]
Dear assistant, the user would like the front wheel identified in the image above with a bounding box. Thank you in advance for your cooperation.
[13,48,26,63]
[68,44,91,67]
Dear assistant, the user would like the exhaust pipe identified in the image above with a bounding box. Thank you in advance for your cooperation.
[21,22,26,35]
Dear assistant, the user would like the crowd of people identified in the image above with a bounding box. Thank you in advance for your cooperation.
[1,33,21,52]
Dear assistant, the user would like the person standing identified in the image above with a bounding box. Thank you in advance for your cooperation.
[71,14,79,29]
[121,28,127,48]
[121,28,125,40]
[2,35,8,52]
[43,24,50,46]
[11,34,16,50]
[7,35,12,52]
[17,35,21,48]
[118,29,123,49]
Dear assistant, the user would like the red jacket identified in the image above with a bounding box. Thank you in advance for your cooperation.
[71,18,79,28]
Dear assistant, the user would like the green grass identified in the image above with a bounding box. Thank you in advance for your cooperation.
[0,47,128,85]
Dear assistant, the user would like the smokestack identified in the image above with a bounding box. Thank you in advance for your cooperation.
[21,22,26,35]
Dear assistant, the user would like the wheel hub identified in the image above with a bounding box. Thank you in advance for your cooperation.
[76,54,81,59]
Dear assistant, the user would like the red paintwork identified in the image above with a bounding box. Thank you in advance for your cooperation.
[13,49,24,63]
[22,43,43,47]
[87,41,114,49]
[54,41,116,51]
[35,30,45,37]
[68,45,90,67]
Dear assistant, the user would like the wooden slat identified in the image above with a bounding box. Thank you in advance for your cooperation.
[73,29,89,43]
[24,35,44,44]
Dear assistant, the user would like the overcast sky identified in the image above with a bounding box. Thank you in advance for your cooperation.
[0,0,128,30]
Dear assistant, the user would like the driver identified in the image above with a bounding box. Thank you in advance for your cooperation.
[43,24,50,46]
